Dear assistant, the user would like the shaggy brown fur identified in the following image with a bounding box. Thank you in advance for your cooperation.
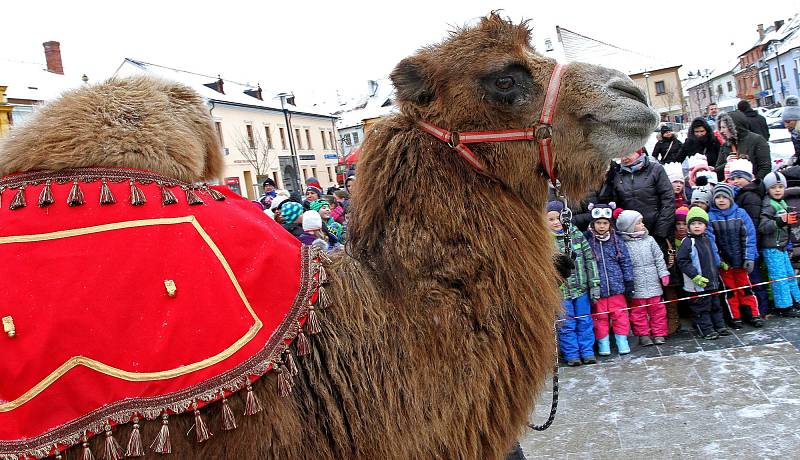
[0,76,223,183]
[2,14,655,460]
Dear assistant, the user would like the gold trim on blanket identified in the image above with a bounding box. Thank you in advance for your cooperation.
[0,216,262,412]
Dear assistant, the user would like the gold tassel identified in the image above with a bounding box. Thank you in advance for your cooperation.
[243,383,262,416]
[150,413,171,454]
[206,187,226,201]
[67,180,85,207]
[103,424,123,460]
[38,180,55,207]
[54,444,63,460]
[306,306,322,335]
[221,391,237,431]
[318,265,328,285]
[125,416,144,457]
[184,187,204,206]
[277,364,293,397]
[318,286,332,309]
[296,326,311,357]
[129,180,146,206]
[284,349,298,376]
[81,433,95,460]
[160,184,178,205]
[99,179,116,205]
[192,402,212,443]
[9,186,26,210]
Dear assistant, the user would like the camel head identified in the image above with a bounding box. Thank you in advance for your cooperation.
[0,76,223,183]
[390,12,658,199]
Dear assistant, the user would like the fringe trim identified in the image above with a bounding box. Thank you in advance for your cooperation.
[160,184,178,205]
[184,187,204,206]
[9,186,26,210]
[129,180,146,206]
[277,364,293,398]
[220,392,237,431]
[296,326,311,357]
[206,187,226,201]
[125,417,144,457]
[243,383,262,416]
[284,349,298,376]
[306,306,322,335]
[81,433,94,460]
[103,424,123,460]
[38,180,55,207]
[191,402,212,443]
[67,180,85,207]
[99,179,116,205]
[150,414,171,454]
[54,445,63,460]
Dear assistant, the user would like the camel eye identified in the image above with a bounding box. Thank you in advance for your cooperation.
[495,76,515,90]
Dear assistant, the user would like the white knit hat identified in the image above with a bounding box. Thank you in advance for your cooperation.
[663,162,684,183]
[302,210,323,232]
[728,158,754,181]
[686,154,708,170]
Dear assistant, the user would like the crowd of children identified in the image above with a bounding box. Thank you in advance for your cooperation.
[550,157,800,365]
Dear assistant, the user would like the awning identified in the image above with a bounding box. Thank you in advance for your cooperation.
[345,147,360,166]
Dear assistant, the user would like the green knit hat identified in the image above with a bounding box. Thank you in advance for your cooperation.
[309,199,330,212]
[686,206,709,225]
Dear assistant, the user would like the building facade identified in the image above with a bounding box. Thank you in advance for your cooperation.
[629,67,685,122]
[115,59,340,199]
[686,63,739,119]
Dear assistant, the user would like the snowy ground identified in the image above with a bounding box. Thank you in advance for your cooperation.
[519,318,800,459]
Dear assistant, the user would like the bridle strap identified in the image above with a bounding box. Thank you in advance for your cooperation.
[417,63,567,184]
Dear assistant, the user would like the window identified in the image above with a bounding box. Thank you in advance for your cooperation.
[215,122,224,147]
[352,132,360,144]
[782,64,787,79]
[329,131,335,150]
[654,80,666,95]
[264,126,273,149]
[312,167,318,179]
[327,166,334,182]
[727,81,733,92]
[716,84,723,96]
[305,129,313,150]
[279,127,287,149]
[701,89,706,99]
[272,171,280,188]
[295,129,303,149]
[343,133,351,145]
[246,124,255,149]
[302,168,308,181]
[761,69,773,90]
[321,130,328,150]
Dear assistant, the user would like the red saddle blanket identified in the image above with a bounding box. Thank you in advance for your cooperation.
[0,168,320,459]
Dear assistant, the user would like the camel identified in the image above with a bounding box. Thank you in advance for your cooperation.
[0,13,656,460]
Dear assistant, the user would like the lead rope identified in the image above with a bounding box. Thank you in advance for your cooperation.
[528,188,572,432]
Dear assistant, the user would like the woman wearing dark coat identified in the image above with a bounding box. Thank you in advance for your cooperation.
[678,118,721,167]
[716,112,772,181]
[653,126,684,164]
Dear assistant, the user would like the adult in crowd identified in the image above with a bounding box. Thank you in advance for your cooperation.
[731,100,770,140]
[609,149,675,250]
[706,102,719,131]
[715,112,771,181]
[569,162,618,231]
[257,178,278,209]
[654,125,684,164]
[782,95,800,164]
[303,184,323,210]
[679,118,721,168]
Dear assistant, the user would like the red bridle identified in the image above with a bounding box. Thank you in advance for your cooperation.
[418,63,567,186]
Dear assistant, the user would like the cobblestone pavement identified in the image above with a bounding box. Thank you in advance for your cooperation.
[519,317,800,459]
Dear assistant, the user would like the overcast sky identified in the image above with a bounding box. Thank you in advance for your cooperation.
[6,0,800,103]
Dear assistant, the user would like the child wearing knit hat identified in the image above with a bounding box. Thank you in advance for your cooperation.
[279,201,305,238]
[616,210,671,346]
[708,183,763,328]
[690,186,712,211]
[547,201,600,365]
[664,162,688,208]
[585,203,635,356]
[676,207,729,339]
[759,171,800,316]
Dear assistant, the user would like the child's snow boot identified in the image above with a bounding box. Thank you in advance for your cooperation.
[597,336,611,356]
[615,334,630,355]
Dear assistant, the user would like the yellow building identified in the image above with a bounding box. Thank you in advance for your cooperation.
[0,86,11,138]
[115,59,340,199]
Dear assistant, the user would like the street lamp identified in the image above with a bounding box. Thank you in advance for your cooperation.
[277,92,302,193]
[770,43,786,104]
[642,72,652,107]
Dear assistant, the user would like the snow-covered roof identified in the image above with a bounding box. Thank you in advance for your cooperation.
[114,59,335,119]
[332,78,397,129]
[0,59,84,102]
[556,26,679,75]
[684,59,740,91]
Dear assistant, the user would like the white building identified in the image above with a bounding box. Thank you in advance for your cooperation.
[332,78,396,157]
[115,59,341,198]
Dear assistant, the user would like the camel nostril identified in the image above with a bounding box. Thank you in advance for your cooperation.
[608,82,647,105]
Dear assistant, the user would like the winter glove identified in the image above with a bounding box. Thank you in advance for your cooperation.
[661,275,670,286]
[720,261,730,271]
[692,275,709,288]
[743,260,755,274]
[776,214,789,227]
[624,281,635,298]
[554,254,575,279]
[789,211,799,226]
[590,286,601,302]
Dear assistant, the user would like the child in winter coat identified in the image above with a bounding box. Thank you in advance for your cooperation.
[759,171,800,317]
[548,201,600,366]
[664,162,688,209]
[677,207,730,339]
[585,203,635,355]
[690,186,712,211]
[708,183,764,328]
[616,210,671,346]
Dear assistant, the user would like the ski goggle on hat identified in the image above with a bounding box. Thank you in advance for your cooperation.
[591,207,613,220]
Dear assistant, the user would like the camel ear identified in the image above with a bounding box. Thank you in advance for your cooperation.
[391,57,434,105]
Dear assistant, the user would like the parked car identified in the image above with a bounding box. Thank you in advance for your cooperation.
[766,107,785,127]
[769,128,795,170]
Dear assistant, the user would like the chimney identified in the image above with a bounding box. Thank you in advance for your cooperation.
[757,24,765,41]
[775,20,785,31]
[43,41,64,75]
[244,84,263,101]
[367,80,379,97]
[203,76,225,94]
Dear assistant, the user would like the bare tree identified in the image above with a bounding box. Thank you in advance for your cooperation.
[234,128,275,179]
[658,80,683,122]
